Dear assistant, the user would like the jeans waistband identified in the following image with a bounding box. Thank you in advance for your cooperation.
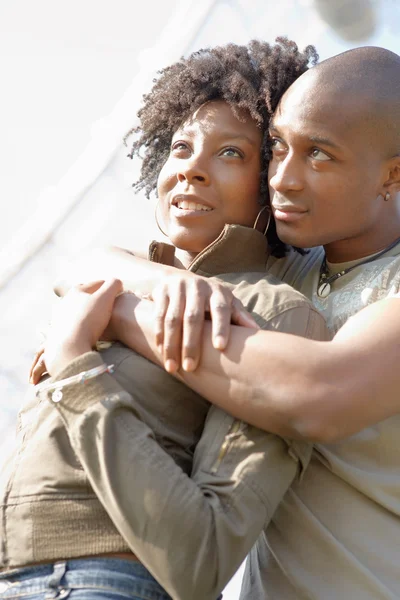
[0,558,151,581]
[0,558,172,599]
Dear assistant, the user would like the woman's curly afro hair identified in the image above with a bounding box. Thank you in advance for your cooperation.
[125,37,318,256]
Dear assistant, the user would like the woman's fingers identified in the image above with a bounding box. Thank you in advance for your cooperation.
[44,278,123,377]
[91,278,124,308]
[31,353,48,385]
[29,345,47,384]
[79,278,124,346]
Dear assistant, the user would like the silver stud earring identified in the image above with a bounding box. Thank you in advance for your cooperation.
[384,191,391,202]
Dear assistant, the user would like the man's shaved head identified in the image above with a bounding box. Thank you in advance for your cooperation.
[280,46,400,156]
[316,45,400,88]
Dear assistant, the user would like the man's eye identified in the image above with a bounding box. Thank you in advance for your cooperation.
[270,138,286,152]
[311,148,331,162]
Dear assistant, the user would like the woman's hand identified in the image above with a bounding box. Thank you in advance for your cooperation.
[40,279,122,378]
[150,273,259,374]
[29,343,46,385]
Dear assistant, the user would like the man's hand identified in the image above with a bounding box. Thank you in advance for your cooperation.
[150,273,259,374]
[42,279,122,377]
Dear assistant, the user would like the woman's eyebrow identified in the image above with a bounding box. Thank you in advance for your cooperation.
[173,129,258,146]
[172,128,191,137]
[218,132,259,145]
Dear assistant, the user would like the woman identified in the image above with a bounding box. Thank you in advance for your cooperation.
[0,39,325,600]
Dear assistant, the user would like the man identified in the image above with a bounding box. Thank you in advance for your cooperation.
[239,44,400,599]
[105,46,400,598]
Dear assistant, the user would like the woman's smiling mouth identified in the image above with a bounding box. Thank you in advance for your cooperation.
[176,200,213,211]
[172,195,214,214]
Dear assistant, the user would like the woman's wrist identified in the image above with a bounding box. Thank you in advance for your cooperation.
[46,339,93,377]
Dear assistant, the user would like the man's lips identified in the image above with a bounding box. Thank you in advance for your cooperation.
[272,204,308,223]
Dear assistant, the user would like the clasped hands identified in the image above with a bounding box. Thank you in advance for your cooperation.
[29,272,259,385]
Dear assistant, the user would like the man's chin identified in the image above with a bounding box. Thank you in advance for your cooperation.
[275,225,303,248]
[276,227,320,250]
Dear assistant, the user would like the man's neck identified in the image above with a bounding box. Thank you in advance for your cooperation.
[324,225,400,263]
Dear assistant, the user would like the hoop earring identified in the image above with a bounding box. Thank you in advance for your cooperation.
[384,191,391,202]
[253,205,271,236]
[155,200,168,237]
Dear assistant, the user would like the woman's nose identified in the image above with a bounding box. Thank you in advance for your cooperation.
[269,153,304,193]
[177,157,210,185]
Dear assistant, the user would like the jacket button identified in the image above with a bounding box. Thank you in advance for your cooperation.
[52,389,63,403]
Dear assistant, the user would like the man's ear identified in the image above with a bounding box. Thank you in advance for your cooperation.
[383,155,400,194]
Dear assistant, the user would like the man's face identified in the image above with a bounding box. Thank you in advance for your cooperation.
[268,76,390,260]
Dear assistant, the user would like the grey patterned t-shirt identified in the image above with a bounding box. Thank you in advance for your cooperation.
[267,244,400,333]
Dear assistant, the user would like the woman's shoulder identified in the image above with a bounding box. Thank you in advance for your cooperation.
[214,269,328,340]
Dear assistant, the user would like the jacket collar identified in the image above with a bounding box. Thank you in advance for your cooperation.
[148,224,269,276]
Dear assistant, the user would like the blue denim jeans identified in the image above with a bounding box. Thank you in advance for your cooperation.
[0,558,173,599]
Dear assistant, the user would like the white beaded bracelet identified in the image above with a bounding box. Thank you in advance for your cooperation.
[38,363,115,403]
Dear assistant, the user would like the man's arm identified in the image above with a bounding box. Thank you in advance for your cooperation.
[54,246,174,298]
[111,293,400,443]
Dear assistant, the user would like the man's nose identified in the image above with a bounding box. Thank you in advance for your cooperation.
[269,153,304,193]
[177,157,210,185]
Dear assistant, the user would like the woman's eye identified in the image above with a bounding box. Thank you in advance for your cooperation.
[171,141,190,154]
[221,147,242,158]
[310,148,331,162]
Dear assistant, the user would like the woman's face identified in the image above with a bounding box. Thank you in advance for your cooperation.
[157,100,262,257]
